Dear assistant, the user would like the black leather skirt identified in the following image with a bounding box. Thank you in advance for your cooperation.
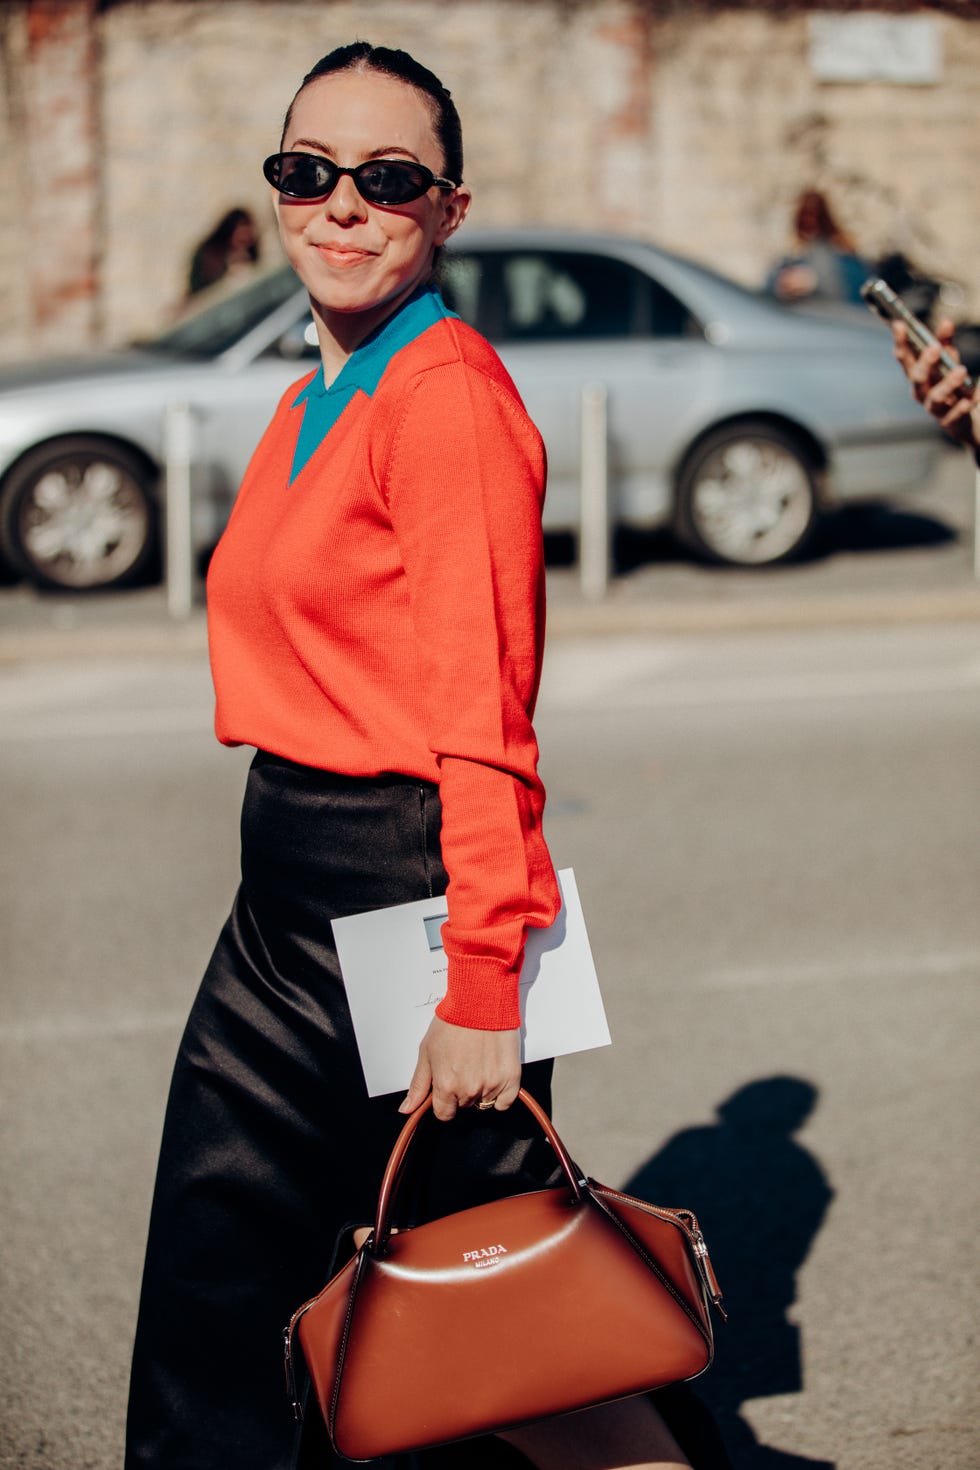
[125,752,555,1470]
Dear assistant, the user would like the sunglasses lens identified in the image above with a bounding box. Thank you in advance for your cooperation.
[356,161,430,204]
[274,154,336,198]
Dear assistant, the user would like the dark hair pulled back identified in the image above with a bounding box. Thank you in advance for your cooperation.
[280,41,463,185]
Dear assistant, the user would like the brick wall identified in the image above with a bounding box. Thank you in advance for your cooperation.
[0,7,29,356]
[647,9,980,305]
[1,0,978,359]
[0,0,101,356]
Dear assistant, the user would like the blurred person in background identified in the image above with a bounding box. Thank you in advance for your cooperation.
[892,318,980,456]
[125,39,726,1470]
[187,205,261,295]
[766,187,869,306]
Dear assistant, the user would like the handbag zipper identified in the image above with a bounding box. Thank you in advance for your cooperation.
[283,1287,326,1422]
[283,1326,303,1421]
[282,1247,368,1420]
[689,1225,727,1322]
[590,1184,727,1322]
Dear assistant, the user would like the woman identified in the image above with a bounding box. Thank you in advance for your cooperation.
[187,206,261,296]
[126,43,696,1470]
[767,188,868,306]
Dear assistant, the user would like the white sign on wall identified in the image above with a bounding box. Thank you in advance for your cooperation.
[808,15,942,85]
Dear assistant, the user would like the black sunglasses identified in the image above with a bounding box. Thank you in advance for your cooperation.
[263,152,457,205]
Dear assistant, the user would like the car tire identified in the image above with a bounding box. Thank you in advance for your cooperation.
[675,421,819,567]
[0,436,158,591]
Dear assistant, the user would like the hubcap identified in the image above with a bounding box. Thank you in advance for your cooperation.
[691,439,813,564]
[20,459,149,588]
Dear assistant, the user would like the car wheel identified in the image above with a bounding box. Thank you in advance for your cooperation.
[676,422,819,566]
[0,437,158,591]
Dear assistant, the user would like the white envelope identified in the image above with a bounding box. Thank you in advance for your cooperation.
[331,868,611,1097]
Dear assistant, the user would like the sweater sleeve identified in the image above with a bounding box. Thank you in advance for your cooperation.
[382,357,561,1030]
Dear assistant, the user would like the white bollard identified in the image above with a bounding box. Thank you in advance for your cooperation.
[580,382,611,602]
[164,402,195,620]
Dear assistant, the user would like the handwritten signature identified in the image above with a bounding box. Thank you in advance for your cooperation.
[414,991,446,1009]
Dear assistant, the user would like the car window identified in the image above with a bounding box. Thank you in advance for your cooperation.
[144,268,302,358]
[440,249,695,342]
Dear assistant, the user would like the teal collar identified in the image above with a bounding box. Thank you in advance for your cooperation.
[289,284,457,483]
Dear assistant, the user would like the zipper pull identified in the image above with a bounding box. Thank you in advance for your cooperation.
[693,1230,728,1323]
[283,1326,303,1421]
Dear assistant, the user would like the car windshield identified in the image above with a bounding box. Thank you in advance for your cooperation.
[140,268,302,358]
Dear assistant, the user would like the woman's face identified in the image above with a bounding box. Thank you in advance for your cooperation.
[796,193,824,242]
[274,70,470,332]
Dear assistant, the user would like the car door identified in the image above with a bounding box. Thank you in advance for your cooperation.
[189,304,319,541]
[441,246,714,531]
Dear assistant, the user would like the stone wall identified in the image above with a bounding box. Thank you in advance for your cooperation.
[1,0,979,360]
[649,9,980,303]
[0,0,102,356]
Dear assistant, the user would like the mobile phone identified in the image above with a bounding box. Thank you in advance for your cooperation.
[860,277,975,390]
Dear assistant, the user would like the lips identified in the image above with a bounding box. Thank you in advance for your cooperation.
[313,243,376,266]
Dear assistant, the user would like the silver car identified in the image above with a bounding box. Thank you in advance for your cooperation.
[0,228,939,590]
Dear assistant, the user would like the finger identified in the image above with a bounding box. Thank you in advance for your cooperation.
[924,365,969,411]
[491,1074,522,1111]
[458,1083,504,1111]
[352,1225,399,1250]
[458,1091,497,1112]
[938,398,974,431]
[430,1084,459,1122]
[909,341,941,386]
[892,323,919,372]
[398,1052,433,1114]
[935,318,958,348]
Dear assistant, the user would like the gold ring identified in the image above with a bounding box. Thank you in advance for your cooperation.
[476,1098,498,1111]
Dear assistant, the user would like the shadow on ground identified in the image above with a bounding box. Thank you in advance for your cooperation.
[544,500,958,576]
[622,1076,836,1469]
[807,503,957,559]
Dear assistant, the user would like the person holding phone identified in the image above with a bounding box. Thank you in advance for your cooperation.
[766,188,869,305]
[892,317,980,453]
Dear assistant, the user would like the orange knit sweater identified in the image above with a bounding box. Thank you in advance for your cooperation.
[206,306,560,1030]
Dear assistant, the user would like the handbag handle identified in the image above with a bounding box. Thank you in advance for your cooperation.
[369,1088,586,1256]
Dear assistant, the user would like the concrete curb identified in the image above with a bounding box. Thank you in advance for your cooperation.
[2,585,980,663]
[0,614,210,663]
[546,585,980,636]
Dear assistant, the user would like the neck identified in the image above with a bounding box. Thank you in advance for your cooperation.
[312,279,429,386]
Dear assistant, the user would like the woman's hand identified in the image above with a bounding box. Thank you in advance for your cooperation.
[893,319,980,449]
[399,1016,522,1121]
[773,262,818,301]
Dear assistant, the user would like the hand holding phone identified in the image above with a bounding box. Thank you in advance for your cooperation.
[861,277,975,392]
[862,277,978,450]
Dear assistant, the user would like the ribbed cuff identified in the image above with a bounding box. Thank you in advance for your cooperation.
[434,955,522,1030]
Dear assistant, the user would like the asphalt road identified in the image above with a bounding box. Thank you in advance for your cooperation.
[1,621,978,1470]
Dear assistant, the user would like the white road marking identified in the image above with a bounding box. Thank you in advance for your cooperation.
[0,1009,188,1044]
[541,661,980,712]
[540,643,684,703]
[3,951,976,1046]
[2,634,978,738]
[700,950,980,988]
[0,707,213,741]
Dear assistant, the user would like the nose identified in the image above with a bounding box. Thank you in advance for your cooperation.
[325,172,368,225]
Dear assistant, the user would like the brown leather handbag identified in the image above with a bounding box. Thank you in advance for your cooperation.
[284,1089,725,1462]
